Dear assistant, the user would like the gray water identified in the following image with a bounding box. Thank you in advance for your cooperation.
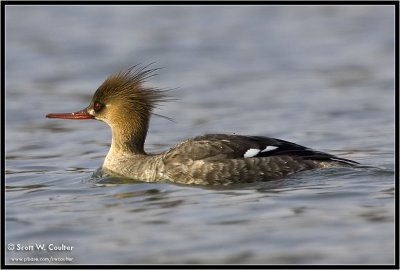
[5,5,395,265]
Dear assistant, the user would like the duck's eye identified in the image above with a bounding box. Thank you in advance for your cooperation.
[93,102,103,112]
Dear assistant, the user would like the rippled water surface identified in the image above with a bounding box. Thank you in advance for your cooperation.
[5,5,395,265]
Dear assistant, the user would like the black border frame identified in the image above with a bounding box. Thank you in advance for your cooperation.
[1,1,398,269]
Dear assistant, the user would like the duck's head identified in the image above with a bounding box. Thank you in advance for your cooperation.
[47,65,169,126]
[47,65,170,153]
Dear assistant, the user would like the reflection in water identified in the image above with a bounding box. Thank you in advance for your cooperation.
[6,184,48,192]
[357,207,393,223]
[113,189,161,199]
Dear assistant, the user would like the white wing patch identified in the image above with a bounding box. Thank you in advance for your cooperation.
[244,146,279,158]
[244,148,261,158]
[261,146,278,152]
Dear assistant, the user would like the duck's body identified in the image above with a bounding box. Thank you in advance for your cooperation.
[103,134,356,185]
[47,65,358,185]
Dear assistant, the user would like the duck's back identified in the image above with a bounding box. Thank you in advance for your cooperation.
[161,134,357,185]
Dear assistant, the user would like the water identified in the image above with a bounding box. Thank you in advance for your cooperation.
[5,5,395,265]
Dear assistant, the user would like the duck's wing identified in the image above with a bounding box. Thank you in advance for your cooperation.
[163,134,358,165]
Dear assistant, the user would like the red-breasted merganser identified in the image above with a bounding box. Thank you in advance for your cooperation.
[46,65,358,185]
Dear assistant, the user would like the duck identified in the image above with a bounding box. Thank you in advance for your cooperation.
[46,65,358,185]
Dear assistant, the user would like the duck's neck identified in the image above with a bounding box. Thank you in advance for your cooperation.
[108,116,149,156]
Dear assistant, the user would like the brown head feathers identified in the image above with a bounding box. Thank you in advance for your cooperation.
[92,64,171,114]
